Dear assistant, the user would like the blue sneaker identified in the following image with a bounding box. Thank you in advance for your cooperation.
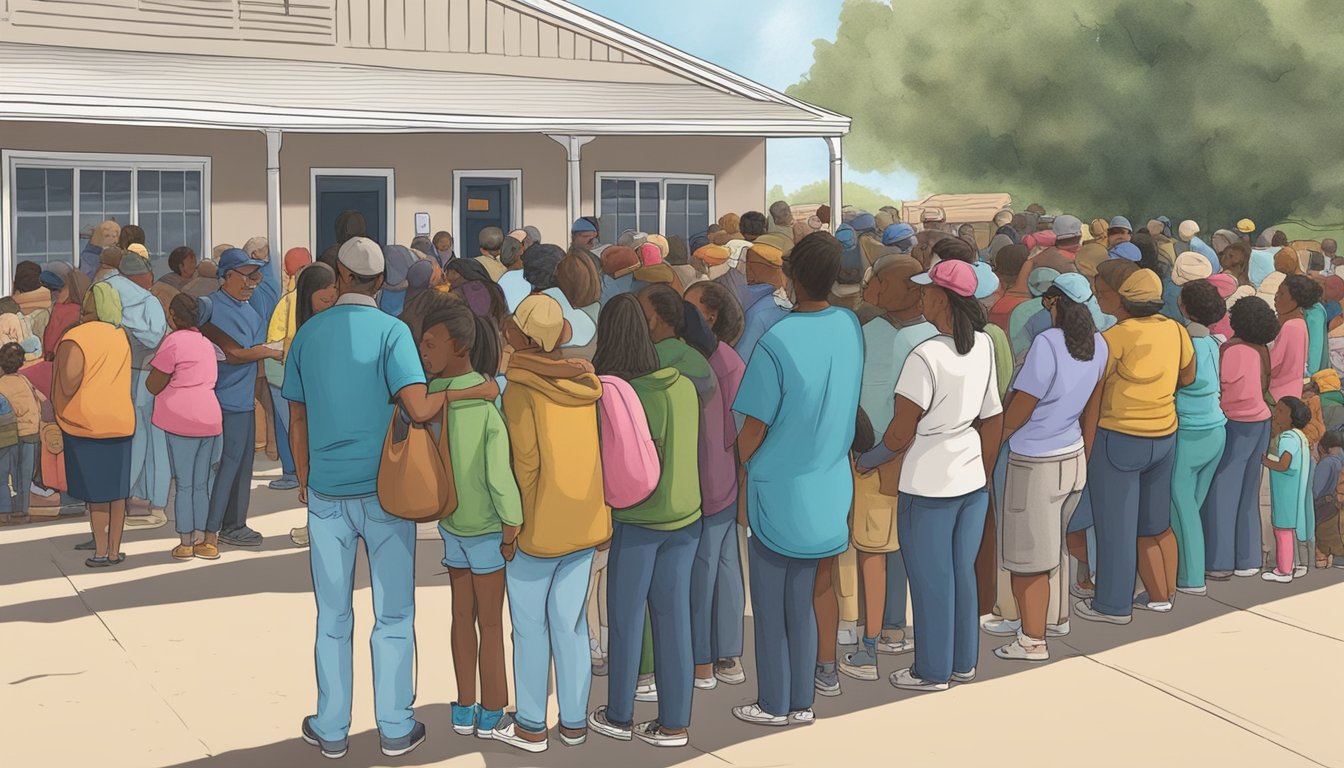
[452,702,478,736]
[380,720,426,757]
[301,716,348,759]
[476,707,504,739]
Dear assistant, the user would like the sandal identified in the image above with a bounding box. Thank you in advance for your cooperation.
[85,556,111,568]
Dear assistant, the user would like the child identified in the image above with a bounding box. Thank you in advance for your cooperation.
[419,304,523,740]
[1262,396,1316,583]
[0,341,42,525]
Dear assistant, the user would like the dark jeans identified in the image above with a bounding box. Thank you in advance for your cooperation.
[883,550,909,631]
[1089,428,1176,617]
[690,507,745,664]
[899,489,988,684]
[606,520,700,730]
[748,534,819,717]
[206,411,256,534]
[0,439,35,514]
[1201,418,1270,573]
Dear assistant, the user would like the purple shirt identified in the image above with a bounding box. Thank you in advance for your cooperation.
[1008,328,1109,457]
[700,341,746,515]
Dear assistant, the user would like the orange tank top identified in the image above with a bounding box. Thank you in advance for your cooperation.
[56,322,134,439]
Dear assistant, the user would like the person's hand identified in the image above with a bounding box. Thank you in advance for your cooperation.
[266,346,284,361]
[500,539,517,562]
[298,484,308,505]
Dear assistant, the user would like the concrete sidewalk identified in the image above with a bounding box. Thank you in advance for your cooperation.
[3,470,1341,768]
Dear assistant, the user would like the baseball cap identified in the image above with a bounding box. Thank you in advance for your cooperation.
[514,294,566,353]
[1108,216,1133,232]
[337,237,385,277]
[851,212,876,232]
[970,260,999,300]
[217,247,268,276]
[1108,242,1142,262]
[910,258,977,298]
[118,252,152,276]
[572,218,598,233]
[1052,214,1083,239]
[882,223,916,247]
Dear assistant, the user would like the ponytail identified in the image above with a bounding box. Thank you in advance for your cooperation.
[1043,286,1097,361]
[469,314,502,377]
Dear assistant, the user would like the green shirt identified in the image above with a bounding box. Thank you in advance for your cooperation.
[614,367,703,531]
[428,372,524,537]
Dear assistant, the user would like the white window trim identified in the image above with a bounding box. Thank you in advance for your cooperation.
[309,168,396,253]
[593,171,716,237]
[451,169,523,238]
[1,150,212,295]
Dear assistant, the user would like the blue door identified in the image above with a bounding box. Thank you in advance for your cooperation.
[314,175,388,255]
[458,178,513,256]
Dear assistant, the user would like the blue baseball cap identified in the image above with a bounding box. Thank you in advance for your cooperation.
[1109,242,1142,262]
[882,223,916,247]
[851,212,876,232]
[216,247,267,276]
[970,260,1000,300]
[572,218,598,233]
[1108,216,1133,232]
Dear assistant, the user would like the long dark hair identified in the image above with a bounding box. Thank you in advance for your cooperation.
[295,262,336,330]
[685,281,744,345]
[1042,286,1096,361]
[593,293,660,381]
[423,302,502,376]
[642,283,717,358]
[939,286,987,355]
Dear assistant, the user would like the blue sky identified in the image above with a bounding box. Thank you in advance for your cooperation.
[570,0,919,199]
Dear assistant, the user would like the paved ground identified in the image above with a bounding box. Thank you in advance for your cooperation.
[4,462,1344,768]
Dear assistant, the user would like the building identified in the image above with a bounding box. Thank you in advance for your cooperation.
[0,0,849,289]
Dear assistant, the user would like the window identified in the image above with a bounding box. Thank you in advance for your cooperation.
[4,152,209,275]
[596,173,715,245]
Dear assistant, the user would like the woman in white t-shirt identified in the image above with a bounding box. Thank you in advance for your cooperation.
[856,258,1003,693]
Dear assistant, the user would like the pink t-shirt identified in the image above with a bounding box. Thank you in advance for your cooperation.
[1268,318,1308,402]
[1220,343,1271,422]
[150,329,223,438]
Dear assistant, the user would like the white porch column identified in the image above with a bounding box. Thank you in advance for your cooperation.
[264,128,283,281]
[825,136,843,232]
[548,134,595,228]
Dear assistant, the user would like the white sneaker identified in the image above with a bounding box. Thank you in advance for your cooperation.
[1234,568,1260,577]
[789,708,816,724]
[837,619,859,646]
[875,632,915,655]
[587,707,632,742]
[1074,599,1132,625]
[889,667,948,692]
[1293,565,1309,578]
[1176,585,1208,596]
[951,668,976,683]
[1261,570,1293,583]
[491,715,549,753]
[994,634,1049,662]
[635,675,658,702]
[1046,621,1070,637]
[732,703,788,727]
[693,676,717,691]
[1132,593,1173,613]
[980,617,1021,637]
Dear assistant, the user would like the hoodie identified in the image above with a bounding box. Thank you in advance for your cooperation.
[502,354,608,557]
[699,342,745,515]
[654,338,716,403]
[616,366,702,530]
[99,273,168,369]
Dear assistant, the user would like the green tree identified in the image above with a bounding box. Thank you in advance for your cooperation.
[789,0,1344,228]
[767,181,901,213]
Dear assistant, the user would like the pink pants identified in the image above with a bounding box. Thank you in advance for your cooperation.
[1274,528,1295,575]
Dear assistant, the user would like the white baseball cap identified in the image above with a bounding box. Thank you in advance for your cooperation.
[337,237,384,277]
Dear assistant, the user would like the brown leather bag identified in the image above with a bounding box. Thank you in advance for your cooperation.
[377,405,457,523]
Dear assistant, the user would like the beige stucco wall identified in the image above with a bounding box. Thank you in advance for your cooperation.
[1,123,766,275]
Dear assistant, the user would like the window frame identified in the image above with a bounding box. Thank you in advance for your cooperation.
[593,171,716,242]
[1,150,212,293]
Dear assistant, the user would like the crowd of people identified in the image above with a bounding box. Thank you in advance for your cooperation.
[7,201,1344,758]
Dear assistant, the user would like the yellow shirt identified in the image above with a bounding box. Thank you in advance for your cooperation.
[265,290,299,388]
[55,322,134,439]
[1099,316,1194,437]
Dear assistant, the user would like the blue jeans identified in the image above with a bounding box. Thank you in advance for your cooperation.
[270,384,295,476]
[898,489,988,684]
[307,491,417,743]
[883,550,909,631]
[691,508,745,664]
[0,440,34,513]
[1089,429,1177,617]
[748,534,820,717]
[1202,419,1270,573]
[606,520,699,730]
[206,411,255,533]
[506,547,594,734]
[130,369,170,508]
[167,434,213,534]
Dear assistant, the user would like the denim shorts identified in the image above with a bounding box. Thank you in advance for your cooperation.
[439,527,506,575]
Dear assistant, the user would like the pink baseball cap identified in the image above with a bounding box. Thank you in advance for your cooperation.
[638,242,664,266]
[911,259,977,298]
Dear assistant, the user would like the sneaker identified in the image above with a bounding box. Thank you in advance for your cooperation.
[171,544,195,561]
[633,721,688,748]
[1046,621,1071,637]
[1293,565,1309,578]
[193,542,221,560]
[75,537,96,551]
[587,707,632,742]
[694,675,717,690]
[994,633,1049,662]
[837,619,859,646]
[220,527,263,547]
[875,631,915,655]
[1074,599,1132,625]
[269,475,300,491]
[476,707,503,739]
[557,725,587,747]
[1132,592,1173,613]
[814,664,841,697]
[452,702,478,735]
[714,657,746,685]
[838,645,878,681]
[379,720,426,757]
[492,713,547,753]
[301,716,348,759]
[980,616,1021,637]
[1176,585,1208,596]
[889,667,948,692]
[1234,567,1260,577]
[124,509,167,529]
[85,555,112,568]
[789,708,816,724]
[290,527,309,548]
[1069,582,1095,600]
[1206,570,1233,581]
[1261,570,1293,583]
[731,703,788,727]
[951,668,976,683]
[635,674,658,702]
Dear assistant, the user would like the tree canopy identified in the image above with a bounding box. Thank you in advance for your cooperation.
[767,180,901,212]
[788,0,1344,229]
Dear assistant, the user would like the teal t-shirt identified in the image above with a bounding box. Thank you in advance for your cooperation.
[1304,304,1327,376]
[1175,331,1228,431]
[859,316,937,434]
[282,301,426,497]
[733,307,863,560]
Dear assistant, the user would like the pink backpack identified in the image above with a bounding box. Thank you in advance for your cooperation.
[596,374,661,509]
